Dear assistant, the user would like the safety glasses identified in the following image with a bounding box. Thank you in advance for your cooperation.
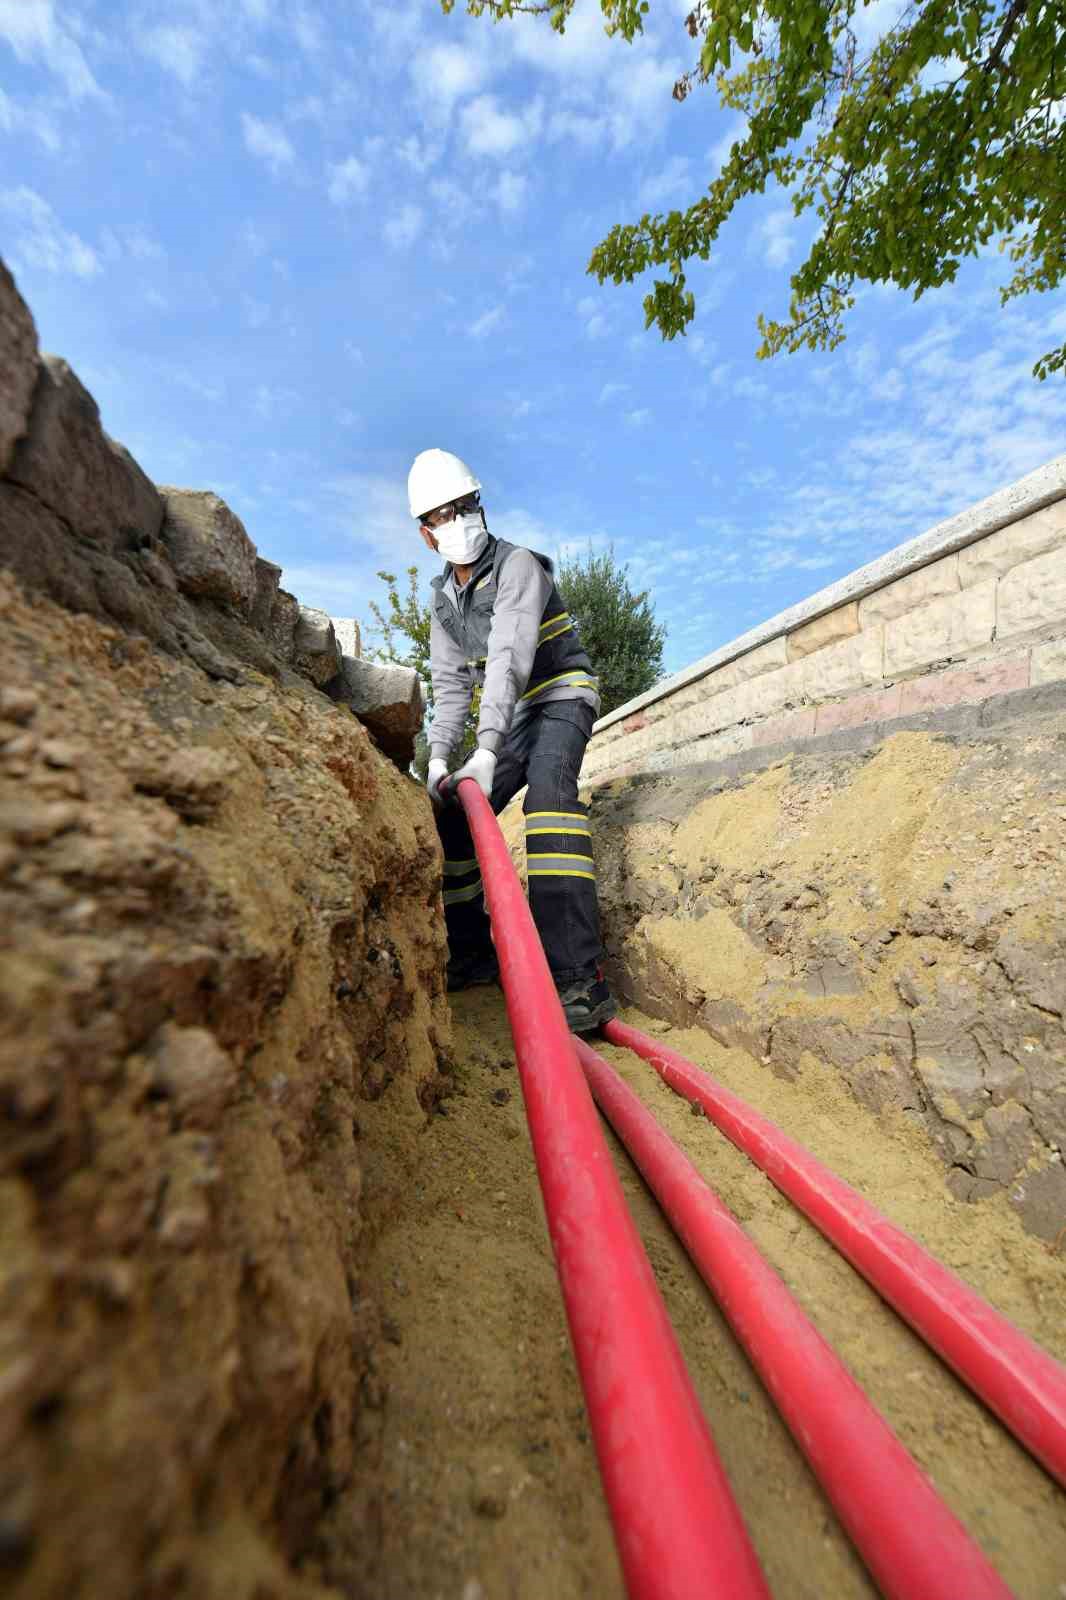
[420,494,478,529]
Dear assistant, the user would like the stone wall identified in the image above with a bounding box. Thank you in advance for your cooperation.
[586,456,1066,785]
[0,259,445,1600]
[0,258,421,770]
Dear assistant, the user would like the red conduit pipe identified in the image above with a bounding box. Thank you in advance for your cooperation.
[447,778,771,1599]
[603,1015,1066,1489]
[574,1038,1017,1600]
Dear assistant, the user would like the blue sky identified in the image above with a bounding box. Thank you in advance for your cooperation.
[2,0,1064,676]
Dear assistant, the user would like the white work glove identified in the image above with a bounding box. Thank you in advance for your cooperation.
[451,747,497,801]
[426,757,448,808]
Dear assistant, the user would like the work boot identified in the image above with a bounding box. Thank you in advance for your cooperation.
[446,948,500,992]
[556,975,616,1035]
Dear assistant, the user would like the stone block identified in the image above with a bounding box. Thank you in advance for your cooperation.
[159,489,259,613]
[0,258,38,474]
[266,588,299,664]
[858,552,960,628]
[751,708,817,748]
[898,655,1029,716]
[294,605,342,686]
[882,580,995,676]
[705,635,790,692]
[331,616,362,659]
[645,723,751,773]
[623,712,648,734]
[792,626,885,697]
[338,655,423,766]
[738,664,798,719]
[996,548,1066,641]
[250,558,282,633]
[786,601,860,661]
[815,684,902,735]
[1031,636,1066,686]
[8,356,163,552]
[958,501,1066,587]
[671,687,745,740]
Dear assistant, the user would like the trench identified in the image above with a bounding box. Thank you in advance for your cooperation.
[309,983,1066,1600]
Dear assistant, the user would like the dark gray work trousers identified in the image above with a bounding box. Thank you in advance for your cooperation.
[436,699,603,985]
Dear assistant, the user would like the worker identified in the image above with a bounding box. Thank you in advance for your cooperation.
[408,447,616,1035]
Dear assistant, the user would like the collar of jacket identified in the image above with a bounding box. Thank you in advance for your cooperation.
[431,534,498,609]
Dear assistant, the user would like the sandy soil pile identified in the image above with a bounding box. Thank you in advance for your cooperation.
[588,723,1066,1239]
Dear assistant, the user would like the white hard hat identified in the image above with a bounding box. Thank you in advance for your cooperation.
[407,448,481,519]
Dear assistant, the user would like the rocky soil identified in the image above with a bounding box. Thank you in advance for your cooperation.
[588,721,1066,1241]
[1,259,448,1600]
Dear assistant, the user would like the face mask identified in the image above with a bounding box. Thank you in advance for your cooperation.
[435,512,488,566]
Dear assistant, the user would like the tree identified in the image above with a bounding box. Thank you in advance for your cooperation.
[555,547,666,715]
[446,0,1065,379]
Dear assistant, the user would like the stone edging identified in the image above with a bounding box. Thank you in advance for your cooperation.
[595,453,1066,736]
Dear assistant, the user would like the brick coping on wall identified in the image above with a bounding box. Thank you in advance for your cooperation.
[595,453,1066,737]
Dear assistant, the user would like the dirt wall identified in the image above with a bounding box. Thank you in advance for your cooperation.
[0,269,451,1599]
[589,713,1066,1244]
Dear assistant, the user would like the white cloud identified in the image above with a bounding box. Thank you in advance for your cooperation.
[468,305,505,339]
[599,382,629,404]
[327,154,369,206]
[638,155,690,209]
[291,4,324,54]
[687,332,718,367]
[491,170,528,216]
[241,113,295,174]
[161,364,224,403]
[398,134,439,174]
[546,106,607,148]
[735,373,769,400]
[709,117,745,174]
[253,384,298,420]
[100,223,165,263]
[383,203,423,251]
[0,0,103,100]
[626,408,653,427]
[139,24,206,87]
[241,220,271,256]
[410,41,486,125]
[242,293,271,329]
[512,7,682,152]
[0,86,61,150]
[577,294,609,339]
[0,186,99,278]
[460,94,542,159]
[755,206,795,268]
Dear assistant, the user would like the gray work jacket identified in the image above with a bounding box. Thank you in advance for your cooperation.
[428,535,598,759]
